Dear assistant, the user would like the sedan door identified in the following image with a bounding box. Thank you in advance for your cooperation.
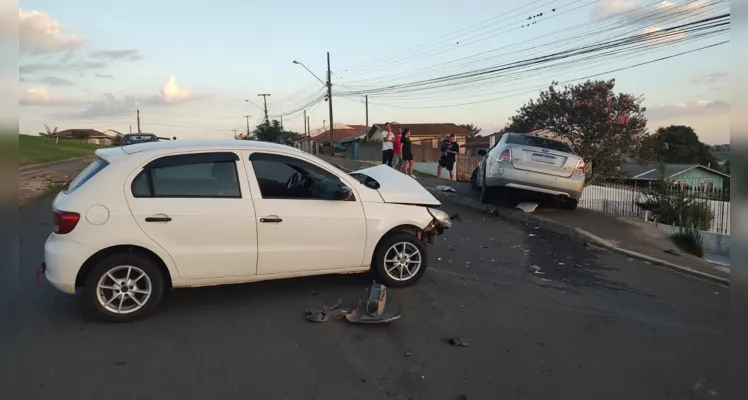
[125,151,258,280]
[242,151,367,275]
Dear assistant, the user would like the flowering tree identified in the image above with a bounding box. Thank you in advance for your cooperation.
[505,79,649,185]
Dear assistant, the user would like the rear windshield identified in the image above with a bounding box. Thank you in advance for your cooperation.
[506,134,574,154]
[65,158,109,193]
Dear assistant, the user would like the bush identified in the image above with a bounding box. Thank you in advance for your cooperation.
[640,183,715,231]
[670,230,704,258]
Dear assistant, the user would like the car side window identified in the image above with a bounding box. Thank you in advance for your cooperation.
[131,152,242,198]
[249,152,350,201]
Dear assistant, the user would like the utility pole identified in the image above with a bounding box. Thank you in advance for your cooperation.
[365,95,369,128]
[129,125,132,134]
[326,52,334,151]
[232,129,238,140]
[244,116,252,139]
[280,116,284,130]
[303,110,307,136]
[257,94,271,125]
[136,109,141,133]
[307,115,310,137]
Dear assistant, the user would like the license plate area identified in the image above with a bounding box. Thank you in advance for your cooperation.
[531,153,556,164]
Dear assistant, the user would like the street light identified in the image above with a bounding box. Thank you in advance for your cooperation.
[293,60,326,86]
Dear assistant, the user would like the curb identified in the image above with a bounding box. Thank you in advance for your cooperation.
[426,187,730,287]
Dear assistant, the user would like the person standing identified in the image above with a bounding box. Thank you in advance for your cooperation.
[437,133,459,180]
[401,128,415,177]
[392,127,403,170]
[381,122,395,166]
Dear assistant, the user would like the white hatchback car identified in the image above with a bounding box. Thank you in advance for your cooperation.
[42,140,452,322]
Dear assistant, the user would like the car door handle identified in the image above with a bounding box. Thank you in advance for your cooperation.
[260,216,283,223]
[145,216,172,222]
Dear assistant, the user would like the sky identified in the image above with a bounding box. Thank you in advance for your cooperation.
[15,0,732,144]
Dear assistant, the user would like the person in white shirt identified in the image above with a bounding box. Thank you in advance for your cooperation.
[381,122,395,166]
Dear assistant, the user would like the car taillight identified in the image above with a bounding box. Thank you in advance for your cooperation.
[53,210,80,234]
[574,160,586,175]
[498,148,512,162]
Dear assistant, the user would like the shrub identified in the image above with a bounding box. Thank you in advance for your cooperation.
[640,183,715,231]
[670,230,704,258]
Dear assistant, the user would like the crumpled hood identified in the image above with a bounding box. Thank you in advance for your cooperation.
[354,165,441,206]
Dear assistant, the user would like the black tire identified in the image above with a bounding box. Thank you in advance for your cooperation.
[372,232,428,288]
[83,253,165,323]
[561,198,579,210]
[470,167,480,191]
[479,171,496,204]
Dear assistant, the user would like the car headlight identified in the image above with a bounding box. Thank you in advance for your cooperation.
[428,208,452,229]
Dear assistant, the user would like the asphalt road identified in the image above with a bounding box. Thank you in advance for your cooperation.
[2,197,728,399]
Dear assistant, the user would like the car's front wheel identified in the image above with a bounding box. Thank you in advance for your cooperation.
[83,253,165,322]
[373,233,428,288]
[470,167,480,191]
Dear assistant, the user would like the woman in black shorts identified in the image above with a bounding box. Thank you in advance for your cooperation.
[401,128,415,177]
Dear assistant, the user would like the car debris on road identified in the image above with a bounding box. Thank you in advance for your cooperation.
[305,283,401,324]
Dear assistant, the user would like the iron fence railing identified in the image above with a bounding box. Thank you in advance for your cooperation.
[579,179,730,234]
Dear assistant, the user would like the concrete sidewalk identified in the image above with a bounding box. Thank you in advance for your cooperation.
[414,176,729,286]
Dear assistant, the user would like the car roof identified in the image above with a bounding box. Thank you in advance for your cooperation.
[95,139,301,163]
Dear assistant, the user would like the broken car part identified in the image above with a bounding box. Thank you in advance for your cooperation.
[305,299,350,322]
[345,283,401,324]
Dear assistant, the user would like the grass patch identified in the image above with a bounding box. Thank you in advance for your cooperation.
[19,135,103,166]
[670,231,705,258]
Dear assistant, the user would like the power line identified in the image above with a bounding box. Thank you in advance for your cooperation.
[354,40,728,109]
[341,0,723,87]
[338,0,558,72]
[336,13,728,97]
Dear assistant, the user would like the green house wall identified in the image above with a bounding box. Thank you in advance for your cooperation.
[668,167,725,191]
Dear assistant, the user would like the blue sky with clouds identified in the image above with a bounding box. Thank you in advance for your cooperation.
[18,0,731,143]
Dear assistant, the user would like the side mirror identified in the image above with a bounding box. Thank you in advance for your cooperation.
[333,185,354,201]
[477,149,487,157]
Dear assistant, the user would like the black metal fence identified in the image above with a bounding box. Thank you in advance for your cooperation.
[579,179,730,235]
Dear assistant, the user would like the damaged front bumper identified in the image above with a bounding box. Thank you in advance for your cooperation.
[423,208,452,245]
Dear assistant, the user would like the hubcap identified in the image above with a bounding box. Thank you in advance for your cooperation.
[384,242,422,281]
[96,265,152,314]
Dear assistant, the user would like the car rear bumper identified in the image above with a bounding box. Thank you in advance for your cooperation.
[485,165,584,200]
[44,233,97,294]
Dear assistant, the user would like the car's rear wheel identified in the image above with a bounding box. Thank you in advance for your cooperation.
[83,253,165,322]
[373,232,428,288]
[561,198,579,210]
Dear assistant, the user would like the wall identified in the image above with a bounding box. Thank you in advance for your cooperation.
[672,168,725,191]
[656,223,730,266]
[414,162,454,179]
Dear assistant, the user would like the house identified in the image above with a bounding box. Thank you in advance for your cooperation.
[465,131,506,155]
[364,123,471,154]
[87,134,115,146]
[311,124,368,147]
[620,163,730,192]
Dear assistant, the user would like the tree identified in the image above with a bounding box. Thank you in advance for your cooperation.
[249,119,301,143]
[41,124,58,137]
[639,125,722,171]
[458,123,482,138]
[724,159,730,174]
[505,79,648,184]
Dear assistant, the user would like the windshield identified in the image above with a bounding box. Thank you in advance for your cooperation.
[506,134,574,154]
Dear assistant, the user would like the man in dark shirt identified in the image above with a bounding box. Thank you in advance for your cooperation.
[437,133,459,180]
